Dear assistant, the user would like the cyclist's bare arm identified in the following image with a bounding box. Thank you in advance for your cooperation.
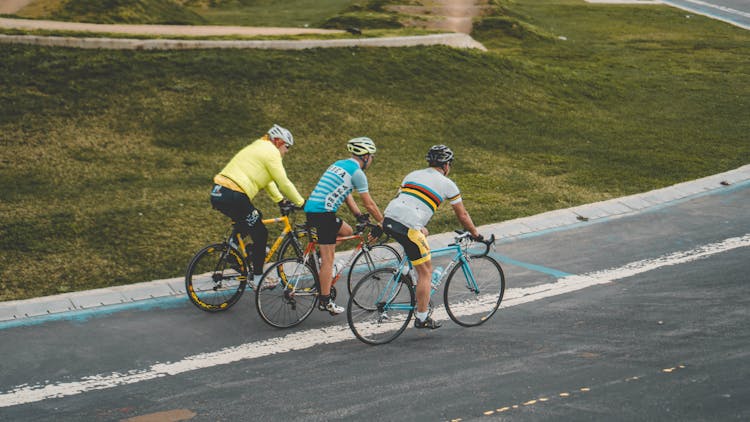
[359,191,384,224]
[451,201,480,238]
[345,194,363,217]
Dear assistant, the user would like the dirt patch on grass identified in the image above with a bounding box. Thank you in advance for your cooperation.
[0,0,34,14]
[389,0,489,34]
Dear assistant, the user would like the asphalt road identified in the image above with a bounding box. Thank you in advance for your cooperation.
[663,0,750,29]
[0,177,748,421]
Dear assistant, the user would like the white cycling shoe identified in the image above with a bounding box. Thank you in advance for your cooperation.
[321,300,345,315]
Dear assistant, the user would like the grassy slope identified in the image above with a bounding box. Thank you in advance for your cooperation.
[1,0,749,300]
[13,0,374,27]
[185,0,365,27]
[17,0,206,24]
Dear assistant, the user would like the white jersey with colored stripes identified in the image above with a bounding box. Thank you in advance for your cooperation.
[384,167,462,229]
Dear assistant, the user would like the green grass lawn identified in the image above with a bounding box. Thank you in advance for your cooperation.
[1,0,749,301]
[185,0,364,27]
[10,0,390,27]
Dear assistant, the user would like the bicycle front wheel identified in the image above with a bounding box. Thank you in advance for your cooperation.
[346,244,401,295]
[255,258,318,328]
[185,243,248,312]
[443,255,505,327]
[347,268,414,345]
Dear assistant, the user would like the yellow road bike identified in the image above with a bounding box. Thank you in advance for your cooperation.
[185,208,307,312]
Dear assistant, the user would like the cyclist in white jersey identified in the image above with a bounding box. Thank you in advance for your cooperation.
[304,137,385,315]
[383,145,483,329]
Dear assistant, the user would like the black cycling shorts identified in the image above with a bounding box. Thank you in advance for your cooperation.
[306,212,343,245]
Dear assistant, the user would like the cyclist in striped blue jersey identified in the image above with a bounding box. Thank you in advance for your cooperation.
[383,145,483,329]
[304,137,384,315]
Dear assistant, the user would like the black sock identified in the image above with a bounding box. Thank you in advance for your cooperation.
[319,294,330,305]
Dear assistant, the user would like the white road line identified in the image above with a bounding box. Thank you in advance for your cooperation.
[671,0,750,19]
[661,0,750,30]
[1,234,748,408]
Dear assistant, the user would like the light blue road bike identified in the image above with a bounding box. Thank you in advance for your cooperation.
[346,231,504,345]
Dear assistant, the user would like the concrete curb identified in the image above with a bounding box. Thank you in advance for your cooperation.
[1,164,748,322]
[0,32,487,50]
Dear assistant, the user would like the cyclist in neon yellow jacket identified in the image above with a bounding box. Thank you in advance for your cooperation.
[210,124,305,285]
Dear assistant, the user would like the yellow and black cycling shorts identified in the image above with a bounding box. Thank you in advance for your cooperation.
[383,217,431,265]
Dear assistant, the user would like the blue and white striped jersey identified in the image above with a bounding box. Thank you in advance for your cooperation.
[304,158,368,213]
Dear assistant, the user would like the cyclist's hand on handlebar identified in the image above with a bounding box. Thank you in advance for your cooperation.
[355,213,370,224]
[278,199,295,215]
[370,224,383,239]
[471,233,484,242]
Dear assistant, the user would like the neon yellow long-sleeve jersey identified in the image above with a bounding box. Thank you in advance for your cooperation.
[216,138,304,206]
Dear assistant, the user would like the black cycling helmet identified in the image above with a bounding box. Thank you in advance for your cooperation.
[426,144,454,166]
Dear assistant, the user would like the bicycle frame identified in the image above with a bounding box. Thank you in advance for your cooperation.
[229,214,302,263]
[285,223,384,292]
[298,230,364,284]
[376,238,478,313]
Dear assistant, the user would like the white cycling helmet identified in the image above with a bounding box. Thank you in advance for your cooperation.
[268,124,294,147]
[346,137,377,156]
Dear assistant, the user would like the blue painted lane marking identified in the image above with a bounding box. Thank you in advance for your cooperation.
[0,295,188,330]
[489,252,573,279]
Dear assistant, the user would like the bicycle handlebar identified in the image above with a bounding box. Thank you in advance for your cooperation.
[451,230,495,257]
[279,204,304,217]
[354,221,379,234]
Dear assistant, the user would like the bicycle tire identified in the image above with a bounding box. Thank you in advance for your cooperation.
[255,258,318,328]
[347,268,414,345]
[443,255,505,327]
[185,242,248,312]
[346,244,401,296]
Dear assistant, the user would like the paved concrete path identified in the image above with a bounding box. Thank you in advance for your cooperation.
[0,30,487,50]
[2,164,747,324]
[0,6,488,50]
[0,17,344,36]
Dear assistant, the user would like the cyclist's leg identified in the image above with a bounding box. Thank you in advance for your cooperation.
[307,212,344,313]
[318,244,336,296]
[337,220,354,240]
[244,209,268,281]
[412,260,432,313]
[210,185,267,282]
[384,218,439,328]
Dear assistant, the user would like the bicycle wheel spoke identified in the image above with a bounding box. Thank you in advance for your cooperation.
[185,243,247,312]
[443,255,505,327]
[256,258,318,328]
[347,268,414,345]
[347,244,401,296]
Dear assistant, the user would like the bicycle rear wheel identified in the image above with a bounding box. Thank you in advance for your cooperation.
[443,255,505,327]
[185,242,248,312]
[347,268,414,345]
[255,258,318,328]
[346,244,401,295]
